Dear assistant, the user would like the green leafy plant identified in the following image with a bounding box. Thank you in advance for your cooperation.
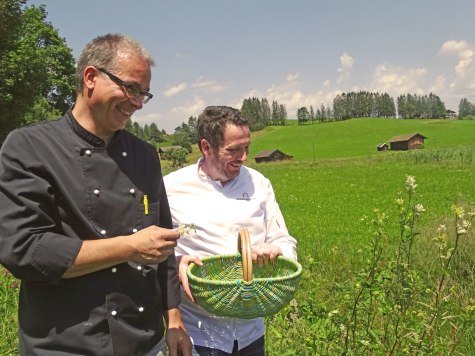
[0,267,19,355]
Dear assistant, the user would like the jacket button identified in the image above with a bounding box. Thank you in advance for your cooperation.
[85,149,92,156]
[111,310,117,316]
[100,229,106,235]
[93,189,100,195]
[129,188,135,195]
[122,152,127,157]
[132,228,138,233]
[111,267,117,273]
[137,266,142,271]
[138,307,144,312]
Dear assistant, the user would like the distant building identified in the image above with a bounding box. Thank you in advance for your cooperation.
[158,145,182,159]
[376,143,389,151]
[254,149,293,163]
[388,133,427,151]
[446,109,457,118]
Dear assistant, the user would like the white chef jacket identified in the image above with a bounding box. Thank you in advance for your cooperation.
[163,159,297,353]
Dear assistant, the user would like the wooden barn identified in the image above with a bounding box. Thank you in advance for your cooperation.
[376,143,389,151]
[388,133,427,151]
[254,149,293,163]
[158,145,182,159]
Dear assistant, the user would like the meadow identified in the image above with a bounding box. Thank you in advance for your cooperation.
[1,118,475,354]
[250,117,475,160]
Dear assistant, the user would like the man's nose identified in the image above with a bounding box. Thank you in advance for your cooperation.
[129,96,144,109]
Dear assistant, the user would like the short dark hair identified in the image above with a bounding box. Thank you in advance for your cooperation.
[197,106,250,152]
[76,33,154,93]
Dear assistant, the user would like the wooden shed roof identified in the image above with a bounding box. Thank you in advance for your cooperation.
[158,145,182,153]
[388,133,427,143]
[254,149,291,158]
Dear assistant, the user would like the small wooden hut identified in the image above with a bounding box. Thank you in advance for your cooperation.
[158,146,182,159]
[388,133,427,151]
[254,149,293,163]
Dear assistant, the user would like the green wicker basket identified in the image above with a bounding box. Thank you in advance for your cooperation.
[186,228,302,319]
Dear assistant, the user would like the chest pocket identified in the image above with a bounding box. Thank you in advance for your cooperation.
[141,202,160,228]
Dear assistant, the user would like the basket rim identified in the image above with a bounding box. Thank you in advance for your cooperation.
[186,254,302,286]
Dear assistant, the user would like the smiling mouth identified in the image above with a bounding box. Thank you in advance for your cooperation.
[117,107,132,118]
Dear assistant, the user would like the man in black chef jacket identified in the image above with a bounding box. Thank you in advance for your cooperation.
[0,33,192,356]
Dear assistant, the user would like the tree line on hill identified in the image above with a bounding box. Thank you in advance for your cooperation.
[396,93,446,119]
[297,91,449,124]
[241,97,288,130]
[139,98,289,156]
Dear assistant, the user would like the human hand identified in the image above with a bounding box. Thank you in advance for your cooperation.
[177,255,202,302]
[251,243,282,267]
[165,308,192,356]
[166,327,192,356]
[128,226,180,264]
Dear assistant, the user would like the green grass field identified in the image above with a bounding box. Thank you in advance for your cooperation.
[2,118,475,354]
[250,118,475,160]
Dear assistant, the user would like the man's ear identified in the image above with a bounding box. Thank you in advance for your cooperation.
[200,139,211,155]
[84,66,98,90]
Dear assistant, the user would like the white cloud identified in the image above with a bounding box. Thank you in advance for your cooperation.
[132,112,160,125]
[163,82,188,97]
[370,64,427,96]
[438,40,475,94]
[191,76,225,93]
[337,52,355,84]
[429,75,446,93]
[439,40,469,55]
[286,73,300,82]
[170,96,206,117]
[323,79,330,87]
[259,79,340,117]
[455,49,473,76]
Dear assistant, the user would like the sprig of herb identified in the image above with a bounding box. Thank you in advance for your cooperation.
[178,223,196,236]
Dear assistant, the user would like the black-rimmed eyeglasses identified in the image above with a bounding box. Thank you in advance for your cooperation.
[97,67,153,104]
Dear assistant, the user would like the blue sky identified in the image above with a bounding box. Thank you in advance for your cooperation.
[29,0,475,133]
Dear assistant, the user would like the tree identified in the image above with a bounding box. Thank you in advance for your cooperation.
[279,104,287,125]
[0,1,76,144]
[261,98,271,126]
[458,98,474,118]
[172,131,192,153]
[186,116,198,143]
[309,106,315,123]
[297,107,309,125]
[168,147,189,167]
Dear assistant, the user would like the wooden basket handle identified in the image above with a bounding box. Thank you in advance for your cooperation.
[238,227,252,282]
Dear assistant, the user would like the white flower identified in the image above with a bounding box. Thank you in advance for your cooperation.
[405,175,417,192]
[414,204,425,215]
[437,224,447,233]
[328,309,339,318]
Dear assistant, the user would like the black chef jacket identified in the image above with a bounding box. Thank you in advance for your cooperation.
[0,110,180,355]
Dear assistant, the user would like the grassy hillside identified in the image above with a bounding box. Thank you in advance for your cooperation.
[249,118,475,161]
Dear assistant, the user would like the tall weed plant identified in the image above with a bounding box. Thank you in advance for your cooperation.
[266,176,475,355]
